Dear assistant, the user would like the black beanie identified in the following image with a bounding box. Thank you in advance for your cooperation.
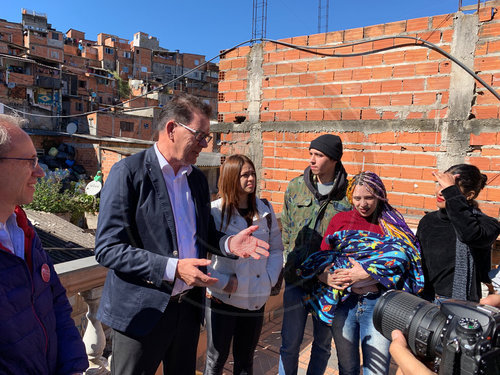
[309,134,343,161]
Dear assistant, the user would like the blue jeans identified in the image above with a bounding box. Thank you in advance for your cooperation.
[279,283,332,375]
[330,292,390,375]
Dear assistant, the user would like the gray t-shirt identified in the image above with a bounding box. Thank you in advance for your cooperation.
[317,182,333,196]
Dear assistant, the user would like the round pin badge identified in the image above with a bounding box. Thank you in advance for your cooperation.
[41,264,51,283]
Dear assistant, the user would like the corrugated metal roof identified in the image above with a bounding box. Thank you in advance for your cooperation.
[25,209,95,264]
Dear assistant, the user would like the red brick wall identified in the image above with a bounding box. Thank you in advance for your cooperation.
[256,130,499,219]
[88,113,155,140]
[220,10,500,123]
[216,8,500,220]
[473,7,500,118]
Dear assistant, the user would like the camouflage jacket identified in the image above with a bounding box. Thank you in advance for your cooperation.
[281,165,351,284]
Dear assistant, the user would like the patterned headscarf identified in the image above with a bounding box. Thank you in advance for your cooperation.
[346,171,420,250]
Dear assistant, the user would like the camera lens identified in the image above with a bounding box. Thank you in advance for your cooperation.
[373,290,447,360]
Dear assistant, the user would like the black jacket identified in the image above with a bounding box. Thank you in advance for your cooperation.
[417,185,500,301]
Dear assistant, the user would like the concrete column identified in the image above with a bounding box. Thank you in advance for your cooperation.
[246,43,264,124]
[246,44,265,188]
[80,287,109,375]
[438,11,479,170]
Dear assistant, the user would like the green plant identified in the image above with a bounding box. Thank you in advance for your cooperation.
[26,174,100,222]
[111,70,130,99]
[26,177,72,213]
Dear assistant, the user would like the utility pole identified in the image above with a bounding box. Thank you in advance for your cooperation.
[252,0,268,42]
[318,0,330,34]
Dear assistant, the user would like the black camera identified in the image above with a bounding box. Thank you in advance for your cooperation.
[373,290,500,375]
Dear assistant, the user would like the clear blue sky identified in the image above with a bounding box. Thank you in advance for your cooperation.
[3,1,479,61]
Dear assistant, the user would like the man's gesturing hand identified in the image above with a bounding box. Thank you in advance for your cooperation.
[228,225,270,259]
[175,258,218,287]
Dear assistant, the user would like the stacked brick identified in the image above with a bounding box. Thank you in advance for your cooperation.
[217,8,500,220]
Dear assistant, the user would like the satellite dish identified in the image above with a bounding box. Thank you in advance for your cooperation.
[85,180,102,196]
[66,122,77,135]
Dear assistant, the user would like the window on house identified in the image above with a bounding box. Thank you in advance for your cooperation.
[194,59,199,65]
[122,66,129,73]
[105,47,113,55]
[52,33,59,40]
[78,80,86,88]
[123,51,131,58]
[75,102,83,111]
[51,51,59,59]
[120,121,134,132]
[136,49,140,54]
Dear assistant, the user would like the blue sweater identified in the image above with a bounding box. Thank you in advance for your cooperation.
[0,207,88,375]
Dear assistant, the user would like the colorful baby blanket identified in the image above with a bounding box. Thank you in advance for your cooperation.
[298,230,424,325]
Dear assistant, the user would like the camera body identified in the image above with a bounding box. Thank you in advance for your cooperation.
[373,290,500,375]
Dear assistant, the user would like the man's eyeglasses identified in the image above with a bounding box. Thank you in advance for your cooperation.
[0,156,39,169]
[175,122,213,144]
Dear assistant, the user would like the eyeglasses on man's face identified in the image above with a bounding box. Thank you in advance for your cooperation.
[0,156,39,169]
[175,121,213,144]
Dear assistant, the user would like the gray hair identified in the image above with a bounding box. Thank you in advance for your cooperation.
[0,114,27,156]
[156,93,212,131]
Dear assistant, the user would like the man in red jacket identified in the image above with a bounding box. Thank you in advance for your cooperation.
[0,114,88,375]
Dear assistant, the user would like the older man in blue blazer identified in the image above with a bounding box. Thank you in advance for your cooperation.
[95,93,269,375]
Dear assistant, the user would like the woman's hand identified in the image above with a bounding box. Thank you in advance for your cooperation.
[333,258,371,285]
[318,259,372,290]
[318,263,350,289]
[432,171,459,190]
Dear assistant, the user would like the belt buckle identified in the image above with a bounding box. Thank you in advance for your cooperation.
[171,289,189,303]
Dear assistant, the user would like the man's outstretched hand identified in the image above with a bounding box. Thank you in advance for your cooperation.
[228,225,270,259]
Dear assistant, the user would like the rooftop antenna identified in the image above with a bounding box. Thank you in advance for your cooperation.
[318,0,330,33]
[252,0,268,43]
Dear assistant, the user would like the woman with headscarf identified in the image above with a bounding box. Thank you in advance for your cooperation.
[299,171,424,375]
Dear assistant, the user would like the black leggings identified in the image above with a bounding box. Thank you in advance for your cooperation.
[204,298,265,375]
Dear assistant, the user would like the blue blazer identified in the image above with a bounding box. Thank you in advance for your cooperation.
[95,146,226,336]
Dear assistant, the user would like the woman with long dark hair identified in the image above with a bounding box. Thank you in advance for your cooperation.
[417,164,500,302]
[300,171,423,375]
[204,154,283,375]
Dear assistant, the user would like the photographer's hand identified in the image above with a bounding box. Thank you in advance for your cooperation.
[480,294,500,308]
[390,330,435,375]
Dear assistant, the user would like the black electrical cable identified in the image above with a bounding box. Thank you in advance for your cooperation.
[4,33,499,119]
[250,36,500,102]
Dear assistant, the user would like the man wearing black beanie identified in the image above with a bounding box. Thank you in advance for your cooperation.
[279,134,350,375]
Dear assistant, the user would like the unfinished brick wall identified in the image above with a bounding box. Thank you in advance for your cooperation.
[215,8,500,220]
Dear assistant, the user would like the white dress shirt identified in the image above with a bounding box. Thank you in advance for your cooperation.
[154,144,197,295]
[0,213,25,259]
